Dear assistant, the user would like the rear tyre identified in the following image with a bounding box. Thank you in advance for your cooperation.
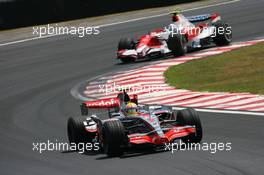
[177,108,203,143]
[118,38,135,50]
[167,34,187,57]
[102,120,127,156]
[67,117,96,146]
[213,21,232,46]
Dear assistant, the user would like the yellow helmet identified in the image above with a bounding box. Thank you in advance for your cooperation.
[170,9,181,15]
[125,102,138,116]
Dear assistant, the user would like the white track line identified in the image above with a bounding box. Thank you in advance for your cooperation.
[96,0,241,28]
[0,0,240,47]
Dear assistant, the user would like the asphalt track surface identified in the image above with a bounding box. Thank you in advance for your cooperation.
[0,0,264,174]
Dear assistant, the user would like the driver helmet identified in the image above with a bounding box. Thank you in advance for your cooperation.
[124,102,138,116]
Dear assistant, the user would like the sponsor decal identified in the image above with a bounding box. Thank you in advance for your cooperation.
[85,98,120,108]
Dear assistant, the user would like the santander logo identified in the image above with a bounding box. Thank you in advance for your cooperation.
[85,98,120,108]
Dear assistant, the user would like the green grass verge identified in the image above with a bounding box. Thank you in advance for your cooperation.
[164,42,264,94]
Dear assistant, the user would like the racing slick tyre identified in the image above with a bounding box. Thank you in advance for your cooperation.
[213,21,232,46]
[177,108,203,144]
[118,38,136,63]
[167,34,187,57]
[102,120,128,156]
[67,117,96,147]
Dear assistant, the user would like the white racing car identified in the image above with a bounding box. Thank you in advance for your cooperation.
[117,11,232,63]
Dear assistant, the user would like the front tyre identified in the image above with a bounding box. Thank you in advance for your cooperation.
[177,108,203,143]
[167,34,187,57]
[67,117,95,145]
[102,120,127,156]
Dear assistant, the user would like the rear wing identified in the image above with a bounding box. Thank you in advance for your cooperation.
[81,97,120,115]
[84,97,120,108]
[187,13,220,23]
[80,90,138,115]
[83,97,120,108]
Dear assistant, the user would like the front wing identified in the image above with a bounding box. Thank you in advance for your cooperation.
[128,125,196,145]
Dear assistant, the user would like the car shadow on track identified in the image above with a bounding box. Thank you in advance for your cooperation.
[61,143,200,159]
[114,55,174,66]
[95,148,169,160]
[115,45,215,66]
[62,149,168,160]
[61,150,104,156]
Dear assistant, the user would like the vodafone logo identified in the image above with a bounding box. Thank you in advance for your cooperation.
[86,98,120,108]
